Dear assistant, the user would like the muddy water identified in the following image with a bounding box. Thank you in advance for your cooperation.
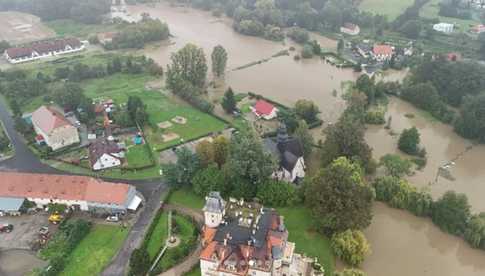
[366,97,485,212]
[361,203,485,276]
[126,3,485,275]
[0,249,46,276]
[128,2,354,124]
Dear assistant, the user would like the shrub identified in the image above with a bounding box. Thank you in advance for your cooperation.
[364,110,385,125]
[398,127,420,155]
[256,180,299,207]
[432,191,471,236]
[331,229,370,266]
[301,44,314,59]
[287,27,310,44]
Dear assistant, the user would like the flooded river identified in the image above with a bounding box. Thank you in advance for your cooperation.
[125,2,485,275]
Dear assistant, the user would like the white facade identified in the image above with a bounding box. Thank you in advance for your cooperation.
[433,23,454,34]
[204,209,224,228]
[273,157,306,183]
[33,123,80,151]
[4,44,85,64]
[251,107,278,120]
[92,153,122,171]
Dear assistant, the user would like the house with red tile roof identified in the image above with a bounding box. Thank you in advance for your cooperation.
[200,192,325,276]
[4,38,85,64]
[251,100,278,120]
[0,172,143,213]
[31,106,80,151]
[340,23,360,36]
[372,44,394,62]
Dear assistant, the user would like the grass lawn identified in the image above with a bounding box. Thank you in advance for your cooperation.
[359,0,415,20]
[154,214,197,274]
[126,144,154,168]
[146,212,169,260]
[60,224,129,276]
[184,266,201,276]
[45,19,118,38]
[277,206,334,274]
[82,74,227,151]
[0,121,14,157]
[167,187,205,210]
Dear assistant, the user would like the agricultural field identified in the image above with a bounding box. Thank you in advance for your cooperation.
[59,224,129,276]
[46,19,119,38]
[359,0,415,20]
[0,11,55,44]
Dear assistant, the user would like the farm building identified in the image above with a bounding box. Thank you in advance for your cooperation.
[251,100,278,120]
[4,38,85,64]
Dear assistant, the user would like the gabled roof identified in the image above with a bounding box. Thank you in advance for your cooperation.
[264,137,304,172]
[89,139,123,166]
[5,38,82,59]
[0,172,132,205]
[204,191,225,213]
[373,44,393,56]
[31,106,72,135]
[253,100,275,116]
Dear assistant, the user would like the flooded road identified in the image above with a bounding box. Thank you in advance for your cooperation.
[0,249,46,276]
[124,2,485,275]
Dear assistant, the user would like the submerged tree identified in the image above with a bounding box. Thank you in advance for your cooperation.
[166,43,207,92]
[211,45,228,78]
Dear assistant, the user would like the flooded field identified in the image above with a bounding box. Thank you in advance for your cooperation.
[361,203,485,276]
[366,97,485,212]
[0,12,55,44]
[0,249,46,276]
[123,2,485,275]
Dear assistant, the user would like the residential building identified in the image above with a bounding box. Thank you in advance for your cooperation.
[340,23,360,36]
[264,124,305,183]
[372,44,394,62]
[97,32,118,46]
[252,100,278,120]
[470,24,485,34]
[31,106,80,151]
[200,193,325,276]
[0,172,143,213]
[89,139,125,171]
[4,38,85,64]
[433,23,454,34]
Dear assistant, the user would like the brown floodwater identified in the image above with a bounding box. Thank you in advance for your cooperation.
[366,97,485,212]
[126,3,485,275]
[360,203,485,276]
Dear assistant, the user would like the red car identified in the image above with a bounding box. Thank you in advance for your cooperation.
[0,224,13,233]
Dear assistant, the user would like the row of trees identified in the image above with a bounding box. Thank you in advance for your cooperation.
[0,0,111,24]
[105,17,170,50]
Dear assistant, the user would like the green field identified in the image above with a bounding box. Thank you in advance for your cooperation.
[60,224,129,276]
[420,0,479,32]
[126,144,154,168]
[45,19,119,38]
[167,188,205,210]
[359,0,415,20]
[146,212,170,260]
[183,266,201,276]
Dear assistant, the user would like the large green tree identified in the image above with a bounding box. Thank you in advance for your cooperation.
[294,120,314,158]
[465,213,485,249]
[398,127,421,155]
[211,45,228,77]
[221,87,237,114]
[455,94,485,142]
[166,44,208,92]
[163,147,200,188]
[295,99,320,124]
[305,157,374,234]
[432,191,471,236]
[379,154,412,178]
[192,165,225,197]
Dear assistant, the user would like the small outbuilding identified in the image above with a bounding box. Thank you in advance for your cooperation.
[251,100,278,120]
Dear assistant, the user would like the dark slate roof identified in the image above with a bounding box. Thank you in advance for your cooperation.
[214,209,275,248]
[204,192,225,213]
[88,139,123,166]
[264,137,304,172]
[0,197,25,212]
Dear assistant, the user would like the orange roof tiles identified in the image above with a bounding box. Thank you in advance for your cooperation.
[373,44,393,56]
[31,106,72,135]
[0,172,131,205]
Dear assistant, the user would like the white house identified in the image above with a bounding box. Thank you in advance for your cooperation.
[0,172,143,213]
[433,23,454,34]
[340,23,360,35]
[31,106,80,151]
[89,139,124,171]
[4,38,85,64]
[251,100,278,120]
[264,124,306,183]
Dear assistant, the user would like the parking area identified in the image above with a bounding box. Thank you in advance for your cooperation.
[0,214,52,250]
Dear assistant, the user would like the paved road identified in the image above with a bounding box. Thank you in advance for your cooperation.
[103,184,167,276]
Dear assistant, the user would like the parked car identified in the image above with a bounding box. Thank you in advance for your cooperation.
[0,224,13,233]
[39,226,49,235]
[106,215,120,222]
